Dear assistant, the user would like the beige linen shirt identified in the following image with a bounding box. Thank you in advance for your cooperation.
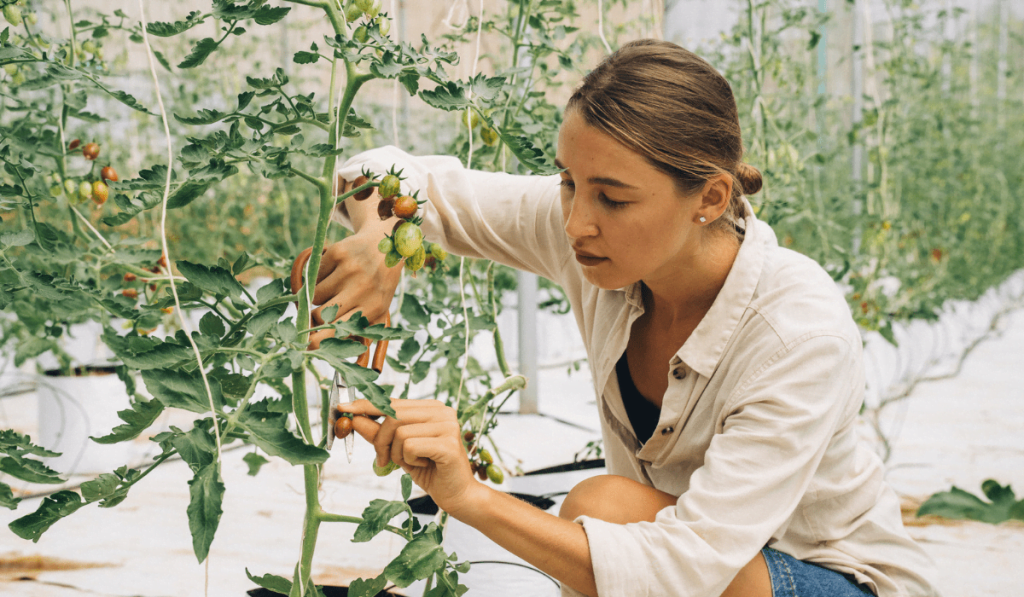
[334,146,941,597]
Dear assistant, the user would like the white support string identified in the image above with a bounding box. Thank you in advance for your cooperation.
[597,0,612,54]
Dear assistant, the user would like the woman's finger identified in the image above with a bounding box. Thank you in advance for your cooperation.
[349,414,381,445]
[392,421,462,467]
[307,327,336,350]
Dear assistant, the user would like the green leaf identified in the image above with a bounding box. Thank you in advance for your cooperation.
[402,473,412,501]
[243,452,269,476]
[91,397,164,444]
[171,425,218,473]
[293,51,319,64]
[239,412,329,465]
[175,109,231,126]
[1,229,34,247]
[153,50,173,72]
[176,261,245,299]
[80,473,120,502]
[419,82,471,111]
[253,5,291,26]
[246,569,292,595]
[147,12,205,37]
[255,277,287,305]
[496,132,559,176]
[9,491,85,541]
[918,481,1023,525]
[347,574,388,597]
[166,180,212,209]
[142,368,224,414]
[179,37,220,69]
[384,525,448,588]
[312,337,374,364]
[400,295,430,328]
[354,499,410,542]
[0,481,19,510]
[398,337,420,362]
[249,305,286,340]
[0,456,63,485]
[187,463,224,563]
[199,311,226,338]
[102,331,193,370]
[102,88,153,115]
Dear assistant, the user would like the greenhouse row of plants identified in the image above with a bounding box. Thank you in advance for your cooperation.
[0,0,1022,595]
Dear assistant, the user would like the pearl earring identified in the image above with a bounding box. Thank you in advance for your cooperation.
[699,216,707,223]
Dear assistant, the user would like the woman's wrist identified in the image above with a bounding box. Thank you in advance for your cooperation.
[440,479,495,523]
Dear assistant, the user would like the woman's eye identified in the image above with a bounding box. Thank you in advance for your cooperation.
[600,193,627,209]
[559,179,575,190]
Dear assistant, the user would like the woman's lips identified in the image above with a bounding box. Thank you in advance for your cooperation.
[574,252,607,266]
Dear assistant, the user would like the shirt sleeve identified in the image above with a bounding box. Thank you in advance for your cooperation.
[333,145,571,283]
[575,334,861,597]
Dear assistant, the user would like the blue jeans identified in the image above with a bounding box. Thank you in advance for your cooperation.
[762,547,876,597]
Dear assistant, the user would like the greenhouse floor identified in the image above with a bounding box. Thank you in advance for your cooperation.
[1,310,1023,596]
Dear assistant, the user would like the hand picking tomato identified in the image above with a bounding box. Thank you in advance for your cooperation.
[82,142,100,161]
[335,415,354,440]
[392,195,417,220]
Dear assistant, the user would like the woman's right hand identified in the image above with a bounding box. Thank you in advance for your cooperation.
[308,177,403,350]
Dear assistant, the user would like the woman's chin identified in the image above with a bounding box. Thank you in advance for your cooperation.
[581,265,635,291]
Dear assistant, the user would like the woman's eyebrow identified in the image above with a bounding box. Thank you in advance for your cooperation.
[553,158,638,190]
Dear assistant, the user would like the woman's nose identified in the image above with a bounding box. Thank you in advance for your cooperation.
[563,195,599,242]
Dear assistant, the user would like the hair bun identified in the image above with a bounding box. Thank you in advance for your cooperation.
[736,162,762,195]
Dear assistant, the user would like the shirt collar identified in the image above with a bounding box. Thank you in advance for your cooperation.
[679,199,772,378]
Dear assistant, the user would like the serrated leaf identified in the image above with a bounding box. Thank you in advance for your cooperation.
[153,50,173,72]
[243,452,269,476]
[383,526,448,587]
[166,180,212,209]
[177,261,245,299]
[918,481,1023,525]
[91,397,164,444]
[1,229,34,247]
[419,82,471,111]
[102,330,193,370]
[0,456,63,484]
[147,12,205,37]
[348,574,387,597]
[171,425,218,473]
[402,473,412,501]
[179,37,220,69]
[187,463,224,563]
[249,305,286,340]
[175,109,230,126]
[247,569,292,594]
[400,295,430,328]
[80,473,120,502]
[199,311,226,338]
[239,412,329,465]
[354,499,410,542]
[101,88,153,114]
[254,5,291,26]
[293,51,318,64]
[496,131,559,176]
[9,491,84,542]
[0,482,19,510]
[256,278,287,305]
[141,368,224,414]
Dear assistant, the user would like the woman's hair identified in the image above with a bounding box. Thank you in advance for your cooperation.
[566,39,761,240]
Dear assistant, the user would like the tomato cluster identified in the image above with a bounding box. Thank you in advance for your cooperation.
[363,168,449,274]
[464,431,504,484]
[53,140,119,207]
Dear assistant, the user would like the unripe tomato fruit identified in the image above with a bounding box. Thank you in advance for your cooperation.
[377,197,395,220]
[486,464,504,484]
[480,125,499,146]
[78,181,92,201]
[377,16,390,36]
[393,222,424,258]
[91,181,108,205]
[353,25,369,43]
[335,416,353,440]
[384,250,402,268]
[404,244,426,272]
[377,237,393,255]
[355,0,372,11]
[3,5,22,27]
[478,448,493,465]
[82,142,100,160]
[2,64,16,76]
[344,2,362,22]
[23,11,35,26]
[378,174,400,199]
[100,166,118,182]
[68,139,80,151]
[392,195,417,220]
[124,272,137,282]
[64,179,77,197]
[364,0,381,19]
[122,288,138,299]
[430,244,449,261]
[372,459,400,477]
[49,184,62,197]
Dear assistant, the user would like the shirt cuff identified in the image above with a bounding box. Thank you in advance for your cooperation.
[576,515,653,597]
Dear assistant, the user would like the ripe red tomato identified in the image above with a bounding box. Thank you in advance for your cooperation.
[122,288,138,299]
[392,196,418,220]
[91,181,108,205]
[82,143,100,160]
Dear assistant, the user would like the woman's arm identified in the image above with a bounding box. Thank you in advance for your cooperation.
[340,398,600,597]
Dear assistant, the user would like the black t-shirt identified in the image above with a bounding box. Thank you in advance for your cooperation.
[615,351,661,444]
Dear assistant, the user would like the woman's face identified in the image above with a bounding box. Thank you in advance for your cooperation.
[556,109,705,290]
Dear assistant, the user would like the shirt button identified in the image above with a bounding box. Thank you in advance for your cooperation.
[661,426,674,435]
[673,369,686,380]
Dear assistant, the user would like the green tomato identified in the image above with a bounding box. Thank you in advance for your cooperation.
[23,11,35,26]
[376,15,390,37]
[10,70,24,86]
[480,125,499,147]
[384,250,402,268]
[486,464,504,484]
[78,181,92,202]
[404,244,426,272]
[49,184,62,198]
[3,64,17,76]
[353,25,369,43]
[354,0,372,11]
[372,459,400,477]
[344,2,362,23]
[377,236,394,255]
[378,174,400,199]
[64,179,77,197]
[364,0,381,18]
[429,244,449,261]
[463,109,480,130]
[392,221,423,258]
[3,5,22,27]
[478,448,493,465]
[81,40,97,54]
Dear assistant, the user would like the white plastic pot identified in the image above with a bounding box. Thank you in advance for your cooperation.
[36,367,137,476]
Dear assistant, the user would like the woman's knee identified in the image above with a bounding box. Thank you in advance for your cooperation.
[558,474,677,525]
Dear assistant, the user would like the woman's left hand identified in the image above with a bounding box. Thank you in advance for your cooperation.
[338,398,482,515]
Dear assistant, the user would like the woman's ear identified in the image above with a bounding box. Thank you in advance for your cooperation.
[695,174,733,225]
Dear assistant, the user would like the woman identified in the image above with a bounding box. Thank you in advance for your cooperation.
[311,40,940,597]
